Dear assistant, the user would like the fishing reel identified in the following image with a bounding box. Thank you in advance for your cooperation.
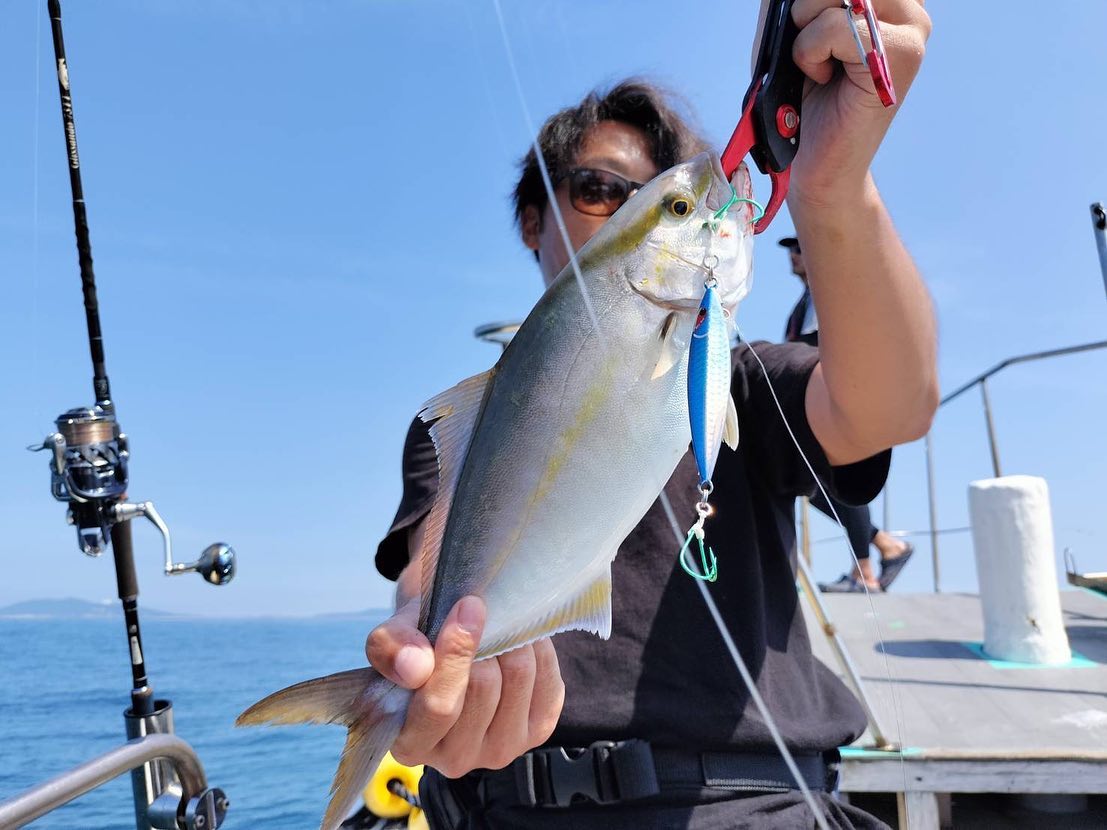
[30,404,236,585]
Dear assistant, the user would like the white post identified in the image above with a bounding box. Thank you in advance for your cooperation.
[968,475,1071,664]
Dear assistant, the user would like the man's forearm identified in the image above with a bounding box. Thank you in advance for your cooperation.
[794,177,939,463]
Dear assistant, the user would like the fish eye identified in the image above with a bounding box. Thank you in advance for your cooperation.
[665,191,695,219]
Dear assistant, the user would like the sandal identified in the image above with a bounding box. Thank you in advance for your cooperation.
[818,575,871,593]
[878,542,915,591]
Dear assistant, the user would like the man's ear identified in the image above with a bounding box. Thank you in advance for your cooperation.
[521,204,542,252]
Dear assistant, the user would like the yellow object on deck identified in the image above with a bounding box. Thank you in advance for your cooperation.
[362,751,424,819]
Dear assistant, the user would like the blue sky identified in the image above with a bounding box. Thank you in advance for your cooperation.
[1,1,1105,617]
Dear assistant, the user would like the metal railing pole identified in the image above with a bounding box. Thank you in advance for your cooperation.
[1091,203,1107,302]
[882,481,890,537]
[924,431,941,593]
[0,735,206,829]
[795,556,894,749]
[800,496,812,565]
[939,341,1107,409]
[979,378,1002,478]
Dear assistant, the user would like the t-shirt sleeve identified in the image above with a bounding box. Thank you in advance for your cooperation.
[374,417,439,581]
[732,340,890,506]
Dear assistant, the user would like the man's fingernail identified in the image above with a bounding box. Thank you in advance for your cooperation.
[457,596,483,634]
[394,644,424,686]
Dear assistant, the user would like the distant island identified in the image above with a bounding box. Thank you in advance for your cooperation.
[310,608,390,621]
[0,598,180,620]
[0,598,389,621]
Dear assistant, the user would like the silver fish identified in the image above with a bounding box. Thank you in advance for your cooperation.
[236,152,754,830]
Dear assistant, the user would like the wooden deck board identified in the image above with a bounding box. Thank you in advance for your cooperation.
[800,589,1107,822]
[804,591,1107,755]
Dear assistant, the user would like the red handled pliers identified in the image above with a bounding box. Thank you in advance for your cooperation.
[720,0,896,234]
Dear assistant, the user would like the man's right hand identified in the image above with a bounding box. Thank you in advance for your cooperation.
[365,595,565,779]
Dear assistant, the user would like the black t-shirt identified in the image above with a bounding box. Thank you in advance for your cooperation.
[375,341,888,757]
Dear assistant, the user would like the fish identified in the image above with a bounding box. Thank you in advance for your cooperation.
[235,152,755,830]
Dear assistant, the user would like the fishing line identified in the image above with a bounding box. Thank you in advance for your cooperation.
[737,332,913,814]
[460,3,513,163]
[32,0,43,400]
[490,0,605,346]
[657,489,832,830]
[487,4,906,826]
[665,200,833,826]
[491,5,832,826]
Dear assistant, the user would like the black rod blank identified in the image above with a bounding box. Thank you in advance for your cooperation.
[47,0,112,410]
[46,0,154,717]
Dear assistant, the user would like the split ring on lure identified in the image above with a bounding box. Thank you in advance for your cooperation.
[681,275,740,581]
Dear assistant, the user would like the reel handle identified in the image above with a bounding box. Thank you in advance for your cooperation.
[114,501,236,586]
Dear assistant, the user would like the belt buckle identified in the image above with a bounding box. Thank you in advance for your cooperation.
[536,740,620,807]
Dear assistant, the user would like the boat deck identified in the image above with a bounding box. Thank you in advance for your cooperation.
[804,590,1107,828]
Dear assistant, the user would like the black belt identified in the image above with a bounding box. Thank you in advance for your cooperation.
[475,740,837,809]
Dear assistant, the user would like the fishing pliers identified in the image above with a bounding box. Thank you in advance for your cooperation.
[720,0,896,234]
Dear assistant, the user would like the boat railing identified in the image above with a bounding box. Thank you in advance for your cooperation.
[0,733,227,830]
[918,339,1107,592]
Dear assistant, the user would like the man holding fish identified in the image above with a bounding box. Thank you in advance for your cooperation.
[239,0,936,827]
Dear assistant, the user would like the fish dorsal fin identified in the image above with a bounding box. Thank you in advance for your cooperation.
[724,393,740,450]
[416,368,495,622]
[476,566,613,661]
[651,311,683,380]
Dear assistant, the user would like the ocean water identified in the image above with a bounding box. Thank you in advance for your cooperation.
[0,615,387,829]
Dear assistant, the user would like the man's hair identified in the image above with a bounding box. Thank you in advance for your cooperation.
[512,78,711,234]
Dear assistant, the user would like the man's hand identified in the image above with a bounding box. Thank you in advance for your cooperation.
[787,0,931,206]
[744,0,939,460]
[365,595,565,778]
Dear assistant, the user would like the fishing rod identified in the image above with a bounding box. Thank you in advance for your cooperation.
[23,2,234,827]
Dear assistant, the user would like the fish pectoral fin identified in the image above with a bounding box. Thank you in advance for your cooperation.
[416,368,496,624]
[476,566,613,661]
[724,393,740,450]
[651,312,683,380]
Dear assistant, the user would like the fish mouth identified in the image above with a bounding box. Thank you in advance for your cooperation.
[703,154,732,215]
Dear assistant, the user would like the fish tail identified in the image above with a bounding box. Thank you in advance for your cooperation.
[236,667,412,830]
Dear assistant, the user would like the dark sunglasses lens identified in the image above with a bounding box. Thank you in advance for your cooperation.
[570,169,631,216]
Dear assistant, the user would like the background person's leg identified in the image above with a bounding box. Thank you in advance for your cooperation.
[810,493,881,590]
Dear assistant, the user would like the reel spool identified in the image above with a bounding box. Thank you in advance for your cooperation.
[39,405,128,556]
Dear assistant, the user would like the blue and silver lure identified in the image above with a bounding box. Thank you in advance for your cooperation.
[681,273,739,581]
[689,279,737,486]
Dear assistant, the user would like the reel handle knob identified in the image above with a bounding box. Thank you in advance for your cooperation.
[190,543,236,586]
[113,501,236,586]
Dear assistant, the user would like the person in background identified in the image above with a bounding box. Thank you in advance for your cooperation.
[780,235,915,592]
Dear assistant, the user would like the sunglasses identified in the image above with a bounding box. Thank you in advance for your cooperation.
[559,167,646,217]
